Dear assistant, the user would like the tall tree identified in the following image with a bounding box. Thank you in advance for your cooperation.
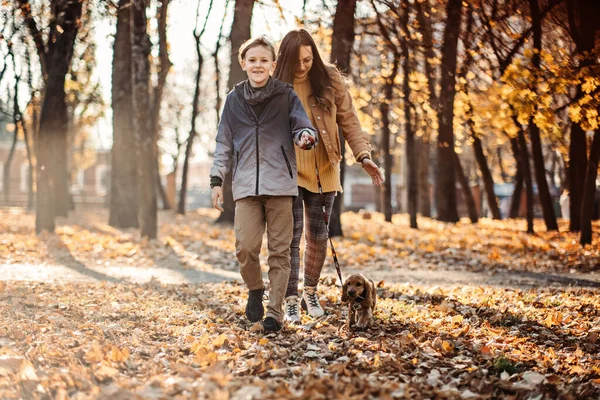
[131,0,156,238]
[517,124,535,233]
[460,6,501,220]
[24,47,35,209]
[567,0,597,232]
[18,0,83,233]
[110,0,138,228]
[216,0,255,224]
[528,0,558,231]
[415,0,436,218]
[435,0,463,223]
[580,130,600,245]
[478,0,562,222]
[213,0,230,124]
[379,58,398,223]
[328,0,358,236]
[178,0,213,215]
[454,152,478,223]
[508,137,524,218]
[152,0,173,210]
[372,1,400,223]
[399,0,418,228]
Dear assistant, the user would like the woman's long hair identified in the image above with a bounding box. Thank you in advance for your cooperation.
[274,29,335,111]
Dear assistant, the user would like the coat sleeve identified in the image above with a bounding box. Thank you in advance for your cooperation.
[288,89,318,148]
[331,69,372,162]
[209,98,234,181]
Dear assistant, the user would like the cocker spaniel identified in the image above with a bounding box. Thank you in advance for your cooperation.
[341,273,377,329]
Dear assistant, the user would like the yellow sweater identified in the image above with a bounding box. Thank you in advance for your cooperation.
[294,76,342,193]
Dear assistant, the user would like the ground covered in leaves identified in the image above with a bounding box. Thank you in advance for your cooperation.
[1,208,599,399]
[1,280,599,399]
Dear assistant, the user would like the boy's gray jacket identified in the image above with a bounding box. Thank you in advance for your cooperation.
[210,79,317,201]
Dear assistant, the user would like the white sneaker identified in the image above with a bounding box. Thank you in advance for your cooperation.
[302,286,324,318]
[284,296,301,323]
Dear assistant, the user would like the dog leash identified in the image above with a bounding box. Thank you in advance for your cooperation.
[314,149,344,286]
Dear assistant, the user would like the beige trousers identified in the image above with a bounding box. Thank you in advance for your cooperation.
[234,195,293,322]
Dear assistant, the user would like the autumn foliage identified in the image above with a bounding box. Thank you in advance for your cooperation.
[1,209,599,398]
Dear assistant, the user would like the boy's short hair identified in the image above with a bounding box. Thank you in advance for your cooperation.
[238,35,277,63]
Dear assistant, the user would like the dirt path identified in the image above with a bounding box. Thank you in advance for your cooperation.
[2,261,599,290]
[1,207,598,290]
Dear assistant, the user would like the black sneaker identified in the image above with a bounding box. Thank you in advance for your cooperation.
[262,316,282,332]
[246,288,265,322]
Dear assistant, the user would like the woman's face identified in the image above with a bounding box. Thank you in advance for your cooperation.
[295,45,313,80]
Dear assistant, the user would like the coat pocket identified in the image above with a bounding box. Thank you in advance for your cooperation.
[280,146,293,179]
[233,151,239,180]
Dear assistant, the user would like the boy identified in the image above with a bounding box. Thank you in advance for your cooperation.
[210,36,317,332]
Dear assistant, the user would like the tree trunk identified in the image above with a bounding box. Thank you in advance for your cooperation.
[380,58,399,223]
[24,121,34,210]
[217,0,254,224]
[454,152,478,223]
[26,57,36,210]
[330,0,357,73]
[213,0,229,125]
[109,0,138,228]
[417,139,431,217]
[4,56,20,203]
[580,129,600,245]
[151,0,172,212]
[3,125,18,203]
[416,0,436,218]
[566,0,598,231]
[472,135,501,219]
[569,116,588,231]
[178,129,196,214]
[497,146,509,183]
[400,4,417,228]
[509,136,524,218]
[530,123,558,230]
[518,129,534,233]
[435,0,462,223]
[157,154,170,210]
[178,7,206,215]
[329,0,358,236]
[131,0,157,238]
[529,0,558,231]
[33,0,82,233]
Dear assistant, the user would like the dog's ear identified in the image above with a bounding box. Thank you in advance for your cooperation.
[368,279,376,307]
[364,279,375,306]
[341,281,349,302]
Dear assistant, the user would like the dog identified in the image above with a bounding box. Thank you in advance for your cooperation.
[341,273,377,329]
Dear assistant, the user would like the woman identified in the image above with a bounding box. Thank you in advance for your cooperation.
[273,29,384,322]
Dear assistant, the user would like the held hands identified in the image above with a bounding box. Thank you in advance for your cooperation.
[211,186,224,212]
[298,131,316,150]
[361,159,384,186]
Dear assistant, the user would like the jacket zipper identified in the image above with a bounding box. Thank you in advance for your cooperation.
[238,98,260,195]
[239,92,277,196]
[281,146,293,179]
[255,125,259,195]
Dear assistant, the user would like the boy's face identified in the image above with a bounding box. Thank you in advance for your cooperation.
[240,45,276,88]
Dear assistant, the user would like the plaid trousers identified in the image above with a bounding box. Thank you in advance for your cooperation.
[285,187,336,298]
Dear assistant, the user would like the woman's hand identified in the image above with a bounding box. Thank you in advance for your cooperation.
[211,187,224,211]
[361,159,384,186]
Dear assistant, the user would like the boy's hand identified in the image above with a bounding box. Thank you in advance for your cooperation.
[212,186,224,211]
[299,131,316,150]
